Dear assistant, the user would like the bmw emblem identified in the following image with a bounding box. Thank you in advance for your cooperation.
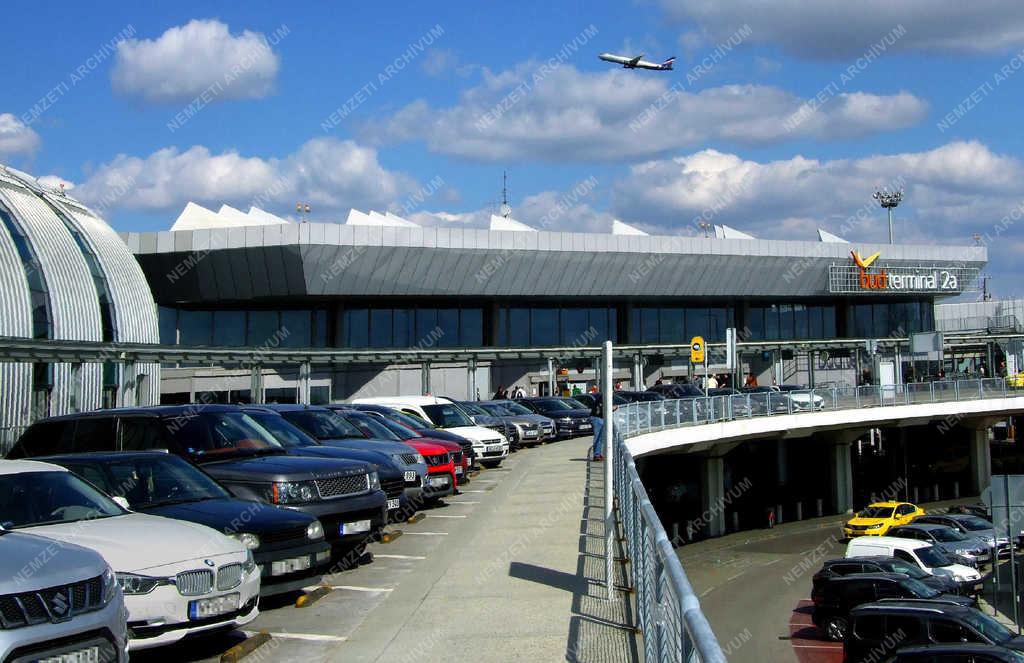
[204,559,215,567]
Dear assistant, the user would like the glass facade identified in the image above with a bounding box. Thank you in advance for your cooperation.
[157,298,936,349]
[0,201,52,339]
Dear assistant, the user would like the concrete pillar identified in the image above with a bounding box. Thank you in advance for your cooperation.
[546,357,555,397]
[776,439,788,487]
[969,428,993,494]
[633,353,644,390]
[421,361,432,395]
[69,362,82,412]
[701,456,727,537]
[249,365,264,404]
[118,361,136,408]
[297,362,311,405]
[829,440,854,514]
[468,357,478,400]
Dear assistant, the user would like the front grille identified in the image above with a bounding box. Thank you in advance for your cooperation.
[425,453,451,467]
[381,477,404,499]
[6,630,118,663]
[216,564,243,591]
[259,525,308,546]
[316,473,369,499]
[483,450,504,458]
[175,569,213,596]
[0,575,104,629]
[484,439,500,445]
[452,451,464,464]
[399,453,420,464]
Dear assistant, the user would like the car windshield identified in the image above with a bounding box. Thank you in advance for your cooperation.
[0,471,123,528]
[883,559,928,579]
[361,414,420,440]
[561,398,586,409]
[281,410,365,440]
[169,411,285,459]
[962,609,1015,644]
[373,408,434,430]
[899,578,941,599]
[498,401,533,415]
[339,412,404,441]
[479,403,513,416]
[422,404,474,428]
[916,545,954,568]
[247,412,319,448]
[858,506,894,519]
[458,402,487,416]
[930,527,967,542]
[70,455,230,508]
[531,399,574,411]
[959,517,992,531]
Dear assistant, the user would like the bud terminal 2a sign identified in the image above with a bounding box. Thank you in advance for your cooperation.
[827,250,974,295]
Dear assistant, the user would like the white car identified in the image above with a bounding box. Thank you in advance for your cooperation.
[351,396,510,467]
[845,536,983,593]
[0,460,261,650]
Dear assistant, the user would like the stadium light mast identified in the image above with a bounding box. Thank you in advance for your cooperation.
[873,189,903,245]
[296,202,311,223]
[699,221,712,238]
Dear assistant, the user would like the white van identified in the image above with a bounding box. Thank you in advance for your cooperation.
[846,536,983,593]
[351,396,510,467]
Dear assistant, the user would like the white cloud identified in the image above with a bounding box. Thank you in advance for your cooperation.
[362,63,927,162]
[111,19,282,104]
[0,113,41,158]
[421,48,459,77]
[611,141,1024,245]
[71,138,419,220]
[659,1,1024,57]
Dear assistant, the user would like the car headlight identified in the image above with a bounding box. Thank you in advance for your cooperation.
[116,573,168,595]
[231,532,261,550]
[307,520,324,540]
[243,549,256,575]
[866,523,885,529]
[101,566,118,604]
[368,471,380,491]
[271,481,318,504]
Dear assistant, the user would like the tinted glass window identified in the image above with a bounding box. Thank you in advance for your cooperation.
[340,412,403,441]
[13,421,75,457]
[120,417,167,450]
[0,471,123,529]
[930,620,981,644]
[281,410,364,440]
[247,412,318,448]
[164,412,283,458]
[73,418,118,452]
[178,310,213,346]
[61,463,111,493]
[213,310,245,346]
[893,549,917,564]
[884,616,923,642]
[853,615,885,640]
[104,455,229,508]
[422,404,473,428]
[873,580,900,599]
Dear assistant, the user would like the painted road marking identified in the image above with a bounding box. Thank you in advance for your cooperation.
[403,531,449,536]
[445,500,480,504]
[460,490,492,493]
[428,514,468,519]
[330,585,393,593]
[244,631,348,643]
[374,554,426,560]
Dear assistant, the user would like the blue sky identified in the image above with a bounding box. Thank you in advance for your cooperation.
[3,1,1024,295]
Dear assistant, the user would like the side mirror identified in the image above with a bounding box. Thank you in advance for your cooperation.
[112,496,130,510]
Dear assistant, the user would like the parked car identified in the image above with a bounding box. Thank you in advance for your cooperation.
[328,408,457,502]
[0,460,260,650]
[447,400,517,446]
[914,514,1009,558]
[456,400,542,450]
[846,536,983,593]
[243,405,421,520]
[811,573,973,640]
[738,386,796,415]
[476,400,553,445]
[8,406,389,552]
[516,397,593,438]
[947,503,991,520]
[812,556,960,595]
[876,644,1024,663]
[646,383,705,399]
[775,384,826,410]
[844,502,926,538]
[845,601,1024,662]
[0,530,128,661]
[572,393,629,410]
[41,451,332,596]
[888,524,990,567]
[351,396,509,467]
[345,403,476,475]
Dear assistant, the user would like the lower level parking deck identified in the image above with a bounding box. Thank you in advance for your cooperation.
[132,436,640,663]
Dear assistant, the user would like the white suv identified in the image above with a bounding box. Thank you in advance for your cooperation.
[0,530,128,662]
[352,396,510,467]
[0,460,261,650]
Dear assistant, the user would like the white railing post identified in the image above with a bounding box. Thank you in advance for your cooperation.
[603,341,614,602]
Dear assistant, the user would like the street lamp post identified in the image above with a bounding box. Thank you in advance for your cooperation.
[296,202,311,223]
[873,189,902,244]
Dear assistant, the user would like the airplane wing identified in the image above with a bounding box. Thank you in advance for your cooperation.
[628,54,643,67]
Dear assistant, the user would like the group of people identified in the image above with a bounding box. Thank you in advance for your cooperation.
[492,384,526,399]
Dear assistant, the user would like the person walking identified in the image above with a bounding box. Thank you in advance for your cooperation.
[590,397,605,461]
[744,373,758,388]
[493,385,508,399]
[706,374,718,390]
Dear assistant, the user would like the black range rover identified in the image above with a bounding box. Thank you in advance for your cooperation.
[7,405,388,551]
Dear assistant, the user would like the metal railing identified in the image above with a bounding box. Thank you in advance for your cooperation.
[614,378,1014,438]
[611,376,1021,662]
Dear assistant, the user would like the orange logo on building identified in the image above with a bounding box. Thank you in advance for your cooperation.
[852,250,886,289]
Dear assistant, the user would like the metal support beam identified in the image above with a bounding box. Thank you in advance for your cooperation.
[297,362,311,405]
[249,365,264,404]
[468,357,478,400]
[969,428,992,494]
[547,357,555,397]
[117,361,135,408]
[632,353,643,390]
[421,361,432,396]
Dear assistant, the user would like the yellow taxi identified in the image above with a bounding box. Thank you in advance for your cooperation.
[1009,372,1024,388]
[843,501,924,538]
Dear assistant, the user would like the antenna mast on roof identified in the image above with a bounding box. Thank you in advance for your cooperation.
[500,171,512,219]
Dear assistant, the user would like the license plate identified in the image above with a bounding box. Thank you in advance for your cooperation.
[387,498,400,510]
[340,519,371,535]
[486,444,503,453]
[39,646,100,663]
[524,430,538,437]
[429,475,450,488]
[270,555,312,576]
[189,593,240,620]
[580,423,592,430]
[455,466,464,475]
[403,470,417,482]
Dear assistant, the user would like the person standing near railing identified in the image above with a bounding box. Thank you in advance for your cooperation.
[590,397,605,462]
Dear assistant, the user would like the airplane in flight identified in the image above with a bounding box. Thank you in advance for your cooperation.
[598,52,675,71]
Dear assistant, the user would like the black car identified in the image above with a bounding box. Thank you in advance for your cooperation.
[646,383,705,399]
[948,503,991,520]
[240,406,416,522]
[345,403,478,470]
[738,386,794,415]
[40,451,332,596]
[515,397,593,438]
[846,601,1024,662]
[881,644,1024,663]
[812,557,960,595]
[811,573,974,641]
[7,405,388,551]
[572,393,629,410]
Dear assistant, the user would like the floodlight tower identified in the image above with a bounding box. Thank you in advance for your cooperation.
[873,189,903,245]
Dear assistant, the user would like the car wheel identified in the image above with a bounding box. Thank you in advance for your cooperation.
[824,616,848,641]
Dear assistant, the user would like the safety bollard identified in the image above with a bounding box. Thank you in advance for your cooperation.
[816,498,823,518]
[796,501,803,521]
[954,481,960,499]
[934,484,940,502]
[913,486,919,503]
[776,504,783,525]
[732,512,739,532]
